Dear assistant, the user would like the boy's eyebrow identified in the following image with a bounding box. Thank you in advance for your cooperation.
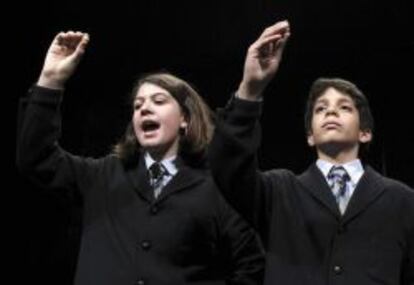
[337,97,353,104]
[314,96,353,105]
[314,98,328,105]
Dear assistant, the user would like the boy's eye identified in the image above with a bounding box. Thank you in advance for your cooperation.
[314,106,326,113]
[340,105,352,111]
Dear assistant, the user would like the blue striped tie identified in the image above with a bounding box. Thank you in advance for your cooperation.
[328,166,350,214]
[149,162,167,198]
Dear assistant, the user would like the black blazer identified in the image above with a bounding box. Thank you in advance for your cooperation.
[16,86,265,285]
[208,97,414,285]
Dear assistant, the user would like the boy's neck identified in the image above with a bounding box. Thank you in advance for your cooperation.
[316,143,359,164]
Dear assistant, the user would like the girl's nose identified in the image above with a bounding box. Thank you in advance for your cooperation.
[140,100,152,114]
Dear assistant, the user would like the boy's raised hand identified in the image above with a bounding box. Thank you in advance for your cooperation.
[238,20,290,100]
[37,31,90,89]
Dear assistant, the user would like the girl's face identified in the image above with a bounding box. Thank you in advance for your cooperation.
[133,83,187,159]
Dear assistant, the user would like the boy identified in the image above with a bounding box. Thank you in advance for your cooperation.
[209,20,414,285]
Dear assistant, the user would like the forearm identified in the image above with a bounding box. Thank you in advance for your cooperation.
[209,96,266,228]
[17,85,63,167]
[16,85,76,189]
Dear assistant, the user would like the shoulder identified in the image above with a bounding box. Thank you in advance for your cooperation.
[263,168,296,178]
[365,165,414,194]
[366,165,414,195]
[261,168,303,186]
[383,176,414,198]
[81,154,128,176]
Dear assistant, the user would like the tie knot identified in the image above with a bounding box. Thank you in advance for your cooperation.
[149,162,167,181]
[328,166,350,198]
[328,166,350,182]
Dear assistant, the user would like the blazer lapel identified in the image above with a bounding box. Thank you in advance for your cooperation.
[126,155,205,203]
[125,156,154,202]
[298,164,340,217]
[156,163,205,202]
[342,165,386,223]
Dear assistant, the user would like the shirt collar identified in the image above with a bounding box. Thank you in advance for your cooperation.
[144,152,178,176]
[316,158,364,185]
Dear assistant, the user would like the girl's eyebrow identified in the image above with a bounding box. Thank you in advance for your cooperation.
[134,92,169,101]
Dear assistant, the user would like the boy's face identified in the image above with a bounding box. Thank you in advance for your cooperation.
[307,87,372,149]
[133,83,187,158]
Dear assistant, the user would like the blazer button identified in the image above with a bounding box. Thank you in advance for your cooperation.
[333,265,343,274]
[337,224,346,234]
[150,205,158,215]
[135,279,145,285]
[141,240,151,250]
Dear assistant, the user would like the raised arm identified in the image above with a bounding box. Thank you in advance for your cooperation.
[209,20,291,238]
[16,31,97,193]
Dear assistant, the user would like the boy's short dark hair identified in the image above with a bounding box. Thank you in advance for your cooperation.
[304,77,374,137]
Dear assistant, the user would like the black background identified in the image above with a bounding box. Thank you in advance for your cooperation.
[12,1,413,283]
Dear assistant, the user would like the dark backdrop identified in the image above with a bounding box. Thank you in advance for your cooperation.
[12,1,413,284]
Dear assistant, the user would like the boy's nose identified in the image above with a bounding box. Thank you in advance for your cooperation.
[325,106,338,116]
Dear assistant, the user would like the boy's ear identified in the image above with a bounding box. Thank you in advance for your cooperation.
[359,129,372,143]
[307,132,315,147]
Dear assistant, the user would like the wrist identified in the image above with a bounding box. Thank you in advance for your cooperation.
[37,73,65,90]
[237,82,262,101]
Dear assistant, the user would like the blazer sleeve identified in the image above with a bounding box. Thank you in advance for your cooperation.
[403,229,414,284]
[402,185,414,285]
[16,85,101,196]
[208,96,276,240]
[216,191,264,285]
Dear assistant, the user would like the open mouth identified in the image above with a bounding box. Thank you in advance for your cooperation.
[141,120,161,132]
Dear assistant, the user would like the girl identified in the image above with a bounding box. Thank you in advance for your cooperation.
[17,31,264,285]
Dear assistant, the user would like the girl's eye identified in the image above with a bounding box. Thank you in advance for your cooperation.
[134,103,142,110]
[153,96,167,104]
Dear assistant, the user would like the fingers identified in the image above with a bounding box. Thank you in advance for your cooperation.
[53,30,90,52]
[75,33,90,55]
[259,20,290,41]
[250,20,290,57]
[252,34,282,51]
[255,20,290,47]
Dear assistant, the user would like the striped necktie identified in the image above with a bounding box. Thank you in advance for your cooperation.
[149,162,168,198]
[328,166,351,214]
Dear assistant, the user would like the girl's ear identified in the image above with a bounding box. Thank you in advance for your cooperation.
[180,121,188,129]
[179,121,188,137]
